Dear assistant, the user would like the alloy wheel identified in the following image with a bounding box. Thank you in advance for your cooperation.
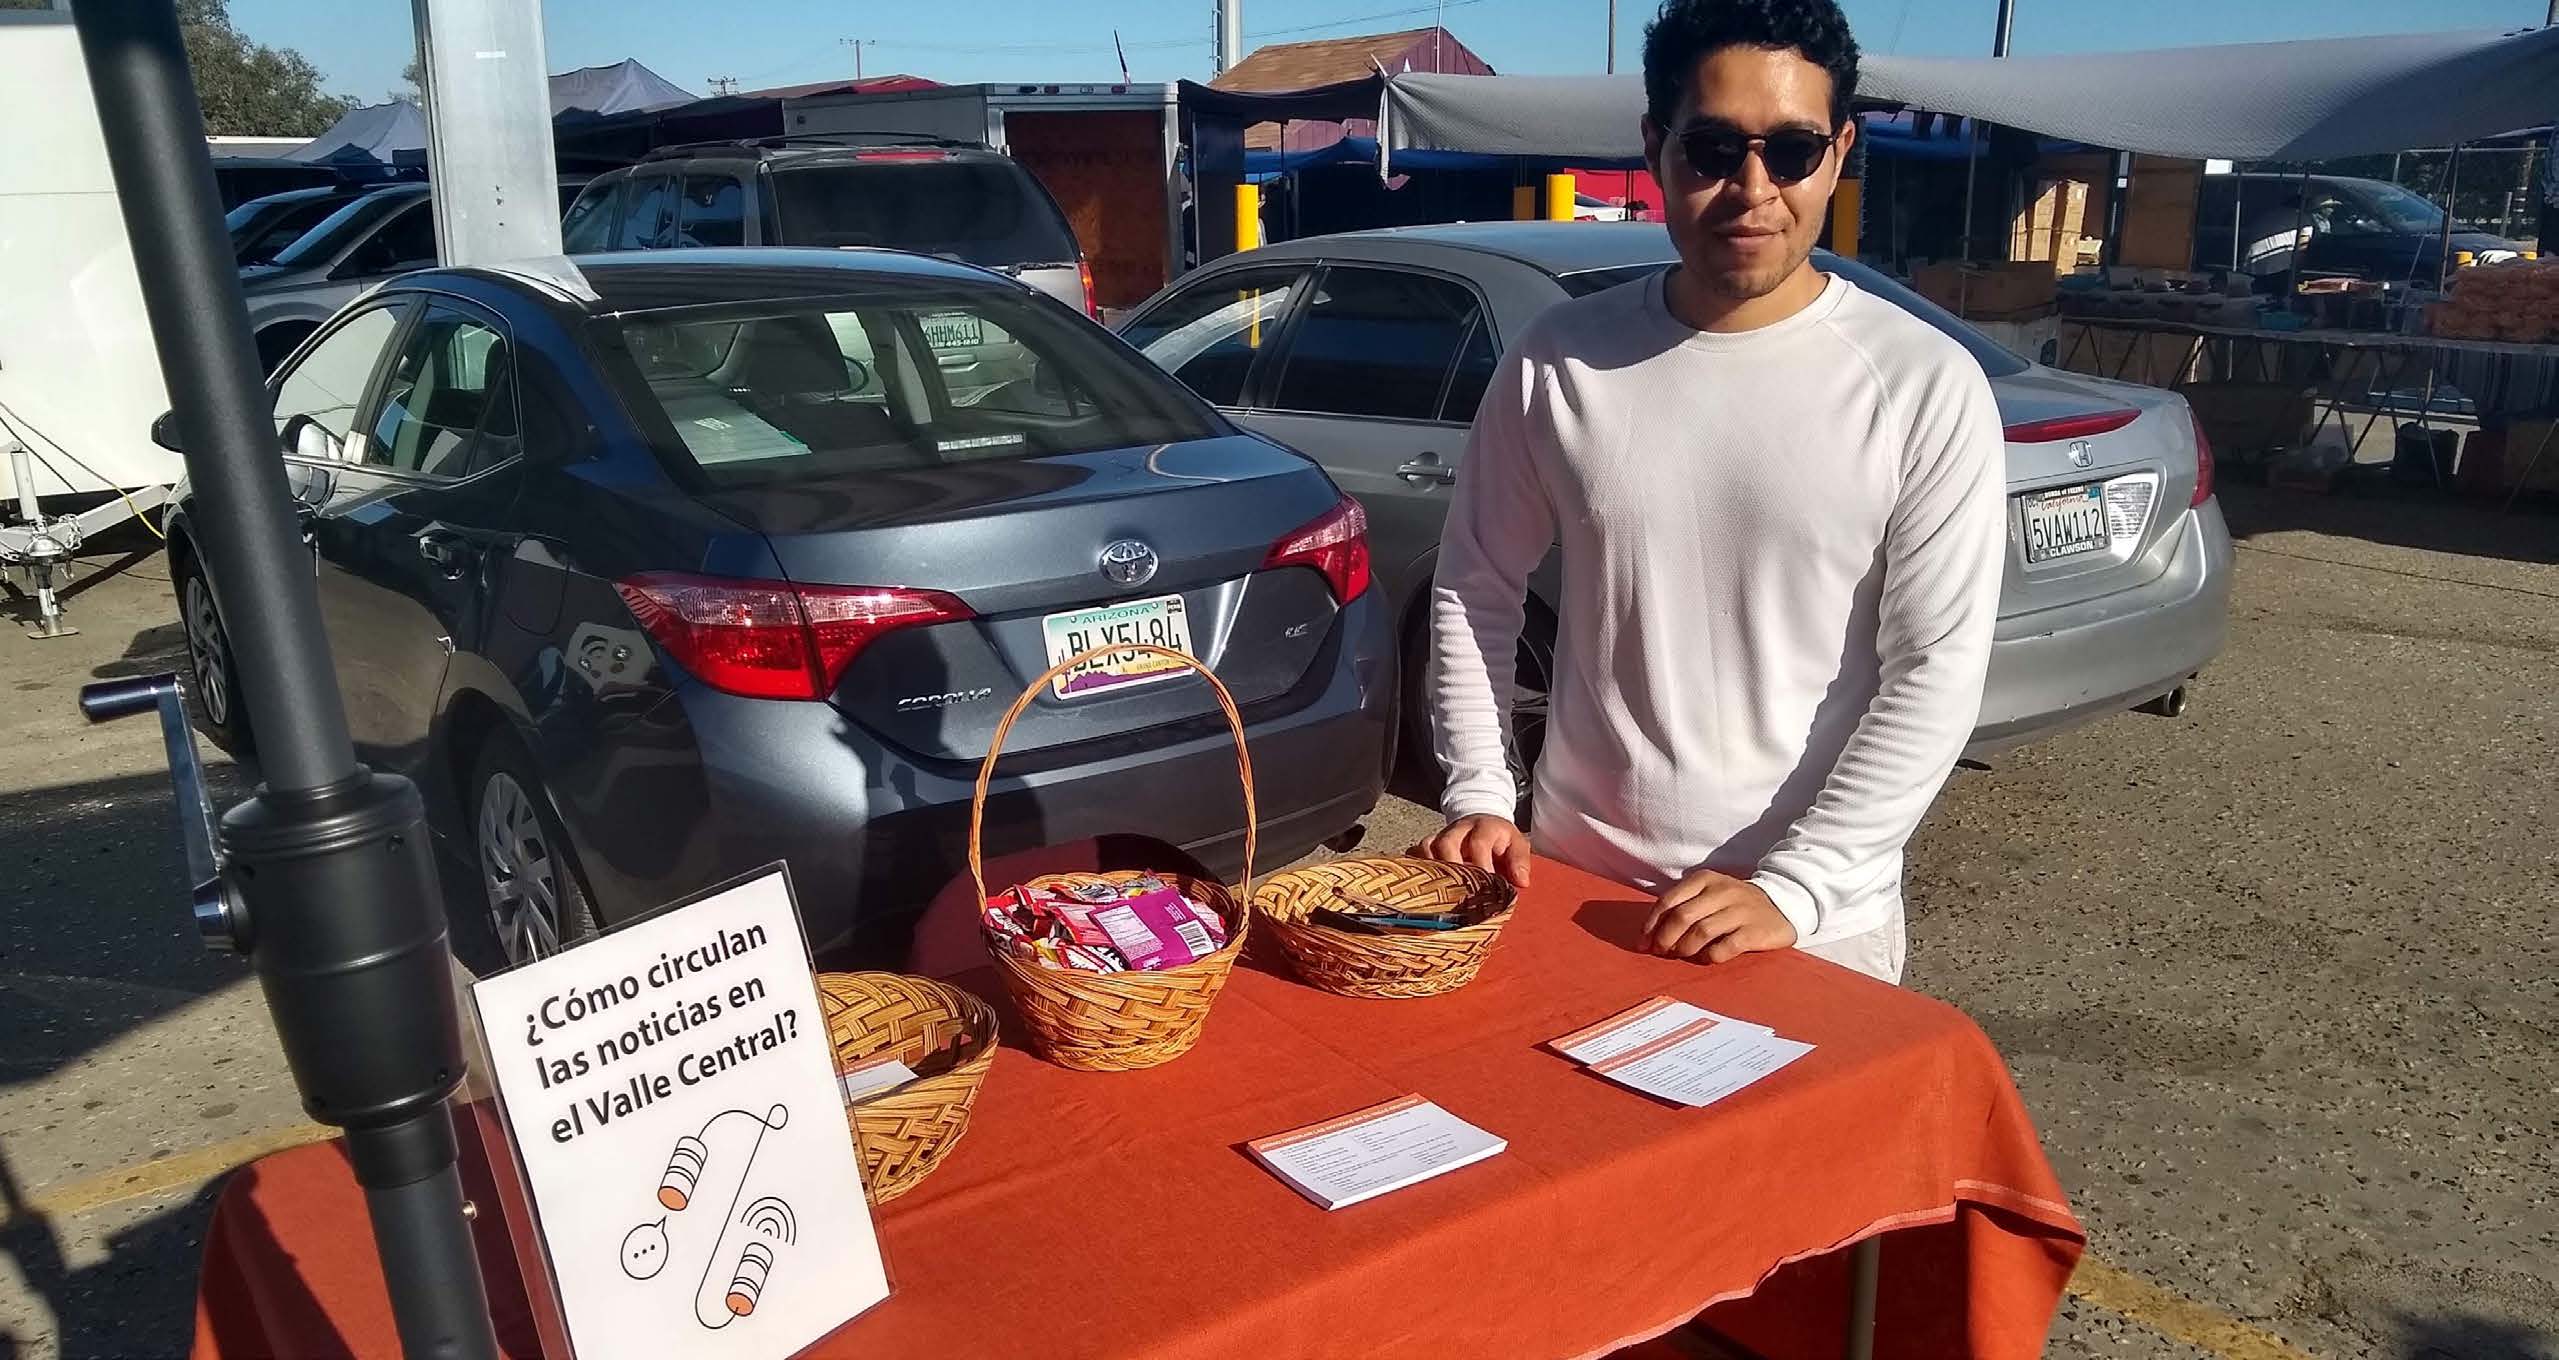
[478,771,562,966]
[182,575,232,728]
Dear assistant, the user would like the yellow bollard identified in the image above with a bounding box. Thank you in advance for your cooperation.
[1545,173,1575,221]
[1234,183,1261,254]
[1830,178,1861,258]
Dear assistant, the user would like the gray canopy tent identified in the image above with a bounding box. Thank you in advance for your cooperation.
[1379,26,2559,166]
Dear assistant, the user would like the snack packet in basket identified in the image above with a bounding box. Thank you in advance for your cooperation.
[1090,887,1223,970]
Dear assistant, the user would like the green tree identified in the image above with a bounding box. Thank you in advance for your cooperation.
[178,0,357,137]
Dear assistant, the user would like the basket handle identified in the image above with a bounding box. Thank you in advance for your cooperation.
[968,644,1257,910]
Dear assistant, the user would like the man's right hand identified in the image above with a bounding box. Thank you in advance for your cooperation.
[1416,814,1532,889]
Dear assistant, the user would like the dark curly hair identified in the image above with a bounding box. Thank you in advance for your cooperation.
[1642,0,1861,132]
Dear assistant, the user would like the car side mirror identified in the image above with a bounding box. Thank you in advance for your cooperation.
[151,410,183,452]
[280,412,344,464]
[2038,339,2059,366]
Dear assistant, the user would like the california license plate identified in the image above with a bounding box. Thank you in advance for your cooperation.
[2019,484,2109,564]
[922,312,984,349]
[1042,595,1193,699]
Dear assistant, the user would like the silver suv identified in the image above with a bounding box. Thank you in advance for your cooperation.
[563,137,1092,403]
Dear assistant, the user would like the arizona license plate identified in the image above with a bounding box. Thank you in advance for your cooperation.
[922,312,984,349]
[1042,595,1193,699]
[2019,484,2109,564]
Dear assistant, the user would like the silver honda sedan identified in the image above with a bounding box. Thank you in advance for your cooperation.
[1116,222,2232,778]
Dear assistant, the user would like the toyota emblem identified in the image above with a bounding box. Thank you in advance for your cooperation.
[2068,440,2094,470]
[1098,539,1159,587]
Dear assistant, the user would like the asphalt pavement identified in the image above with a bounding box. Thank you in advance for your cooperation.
[1,484,2553,1358]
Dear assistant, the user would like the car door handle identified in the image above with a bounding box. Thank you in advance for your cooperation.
[415,532,474,578]
[1396,457,1458,486]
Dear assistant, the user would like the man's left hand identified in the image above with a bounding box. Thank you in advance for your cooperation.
[1643,870,1798,962]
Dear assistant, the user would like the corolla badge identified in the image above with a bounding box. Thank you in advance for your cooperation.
[1098,539,1159,587]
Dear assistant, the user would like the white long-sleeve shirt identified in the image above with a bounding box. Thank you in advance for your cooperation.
[1430,270,2005,966]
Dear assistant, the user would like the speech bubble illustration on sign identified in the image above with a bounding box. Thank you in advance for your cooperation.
[620,1104,797,1329]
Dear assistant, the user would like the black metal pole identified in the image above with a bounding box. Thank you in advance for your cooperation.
[2435,144,2463,294]
[65,6,498,1359]
[1991,0,2016,58]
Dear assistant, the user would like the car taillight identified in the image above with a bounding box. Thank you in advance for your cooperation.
[1265,496,1371,604]
[2190,410,2216,507]
[1079,258,1098,318]
[615,572,971,701]
[2001,408,2140,442]
[850,149,950,163]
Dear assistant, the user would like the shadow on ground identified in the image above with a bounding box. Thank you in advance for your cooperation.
[2219,481,2559,568]
[2390,1309,2558,1360]
[0,1141,220,1360]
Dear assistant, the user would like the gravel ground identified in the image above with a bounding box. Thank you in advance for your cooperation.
[2,483,2553,1358]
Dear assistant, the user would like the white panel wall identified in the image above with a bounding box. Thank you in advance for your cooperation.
[0,15,182,498]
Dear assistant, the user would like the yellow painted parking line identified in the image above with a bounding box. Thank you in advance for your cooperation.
[2069,1257,2320,1360]
[3,1121,334,1225]
[15,1126,2319,1360]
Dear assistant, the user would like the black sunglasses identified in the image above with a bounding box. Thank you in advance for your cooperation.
[1675,126,1838,185]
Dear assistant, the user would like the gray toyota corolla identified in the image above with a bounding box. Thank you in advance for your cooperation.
[163,249,1391,968]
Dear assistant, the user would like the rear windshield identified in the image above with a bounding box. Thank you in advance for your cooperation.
[271,191,418,269]
[1557,257,2030,377]
[229,195,345,265]
[604,281,1219,488]
[767,158,1080,268]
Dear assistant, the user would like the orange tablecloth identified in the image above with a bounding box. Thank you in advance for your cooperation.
[192,857,2081,1360]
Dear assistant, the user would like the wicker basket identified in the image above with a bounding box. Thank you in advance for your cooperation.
[814,971,997,1204]
[973,644,1253,1072]
[1251,856,1518,999]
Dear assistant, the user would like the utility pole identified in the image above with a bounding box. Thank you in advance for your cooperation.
[1214,0,1243,76]
[410,0,563,266]
[840,37,875,82]
[1607,0,1618,74]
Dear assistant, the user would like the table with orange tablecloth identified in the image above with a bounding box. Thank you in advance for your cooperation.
[192,856,2083,1360]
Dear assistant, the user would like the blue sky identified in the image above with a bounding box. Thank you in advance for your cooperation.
[232,0,2553,106]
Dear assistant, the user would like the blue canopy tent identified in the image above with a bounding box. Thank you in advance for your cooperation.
[291,60,702,168]
[286,99,426,163]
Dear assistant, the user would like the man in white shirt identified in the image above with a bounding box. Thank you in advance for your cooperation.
[1417,0,2006,983]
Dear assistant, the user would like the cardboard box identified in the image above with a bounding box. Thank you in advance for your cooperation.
[1911,260,2059,319]
[2009,180,2091,275]
[2118,155,2204,270]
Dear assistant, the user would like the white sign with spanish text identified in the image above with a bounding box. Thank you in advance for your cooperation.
[471,867,887,1360]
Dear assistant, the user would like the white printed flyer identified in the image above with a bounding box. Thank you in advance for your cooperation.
[471,866,887,1360]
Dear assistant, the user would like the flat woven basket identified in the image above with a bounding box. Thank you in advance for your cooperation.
[973,644,1253,1072]
[814,971,997,1204]
[1250,856,1518,999]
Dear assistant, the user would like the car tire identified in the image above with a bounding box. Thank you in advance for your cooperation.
[174,557,253,755]
[1400,600,1555,825]
[469,737,598,969]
